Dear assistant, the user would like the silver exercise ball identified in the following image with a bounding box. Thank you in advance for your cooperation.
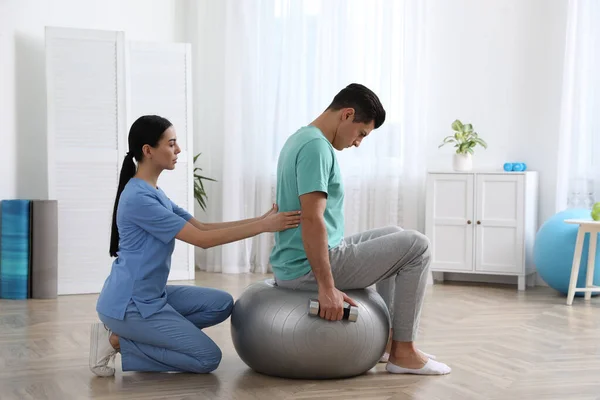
[230,279,390,379]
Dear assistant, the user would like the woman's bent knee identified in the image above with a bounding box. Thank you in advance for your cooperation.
[191,346,222,373]
[216,292,234,322]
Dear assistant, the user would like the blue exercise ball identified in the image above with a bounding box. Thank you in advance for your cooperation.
[534,208,600,296]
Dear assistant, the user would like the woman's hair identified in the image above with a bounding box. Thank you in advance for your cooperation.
[109,115,173,257]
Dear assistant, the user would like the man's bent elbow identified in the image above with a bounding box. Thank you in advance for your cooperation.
[301,213,325,225]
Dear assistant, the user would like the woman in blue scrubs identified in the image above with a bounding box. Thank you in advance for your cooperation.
[89,115,301,377]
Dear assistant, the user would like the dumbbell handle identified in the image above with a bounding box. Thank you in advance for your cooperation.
[308,299,358,322]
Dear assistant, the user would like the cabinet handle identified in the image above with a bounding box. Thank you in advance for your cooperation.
[467,220,472,224]
[477,220,481,225]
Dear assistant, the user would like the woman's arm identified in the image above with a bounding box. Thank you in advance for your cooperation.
[176,209,301,249]
[188,204,278,231]
[189,216,263,231]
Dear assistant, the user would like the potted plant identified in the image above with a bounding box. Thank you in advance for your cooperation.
[438,119,487,171]
[193,153,216,211]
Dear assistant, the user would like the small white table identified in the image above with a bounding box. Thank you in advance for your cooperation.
[564,219,600,305]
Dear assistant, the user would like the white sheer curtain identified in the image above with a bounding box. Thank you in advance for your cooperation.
[190,0,428,273]
[556,0,600,211]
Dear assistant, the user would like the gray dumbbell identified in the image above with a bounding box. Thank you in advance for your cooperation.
[308,299,358,322]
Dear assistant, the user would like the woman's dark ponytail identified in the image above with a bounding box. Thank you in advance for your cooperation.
[109,115,173,257]
[109,153,137,257]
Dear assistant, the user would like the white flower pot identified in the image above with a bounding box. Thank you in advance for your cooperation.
[453,153,472,171]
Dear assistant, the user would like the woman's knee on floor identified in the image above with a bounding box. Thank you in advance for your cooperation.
[189,343,223,373]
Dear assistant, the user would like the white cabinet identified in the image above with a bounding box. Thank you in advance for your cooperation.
[425,171,538,290]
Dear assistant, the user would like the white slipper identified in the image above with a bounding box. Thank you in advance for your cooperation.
[379,350,436,363]
[386,358,451,375]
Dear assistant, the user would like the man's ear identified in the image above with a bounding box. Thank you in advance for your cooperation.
[341,108,355,121]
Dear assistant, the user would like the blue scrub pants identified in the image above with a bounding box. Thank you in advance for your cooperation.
[98,285,233,373]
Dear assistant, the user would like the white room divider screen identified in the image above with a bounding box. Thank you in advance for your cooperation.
[45,27,194,295]
[127,41,194,282]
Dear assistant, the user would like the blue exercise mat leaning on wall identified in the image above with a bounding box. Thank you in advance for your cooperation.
[0,200,31,300]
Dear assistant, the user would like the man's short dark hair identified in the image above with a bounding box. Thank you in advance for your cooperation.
[326,83,386,129]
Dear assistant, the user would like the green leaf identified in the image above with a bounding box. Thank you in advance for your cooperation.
[474,138,487,148]
[440,121,487,154]
[451,119,464,132]
[438,136,457,148]
[194,184,206,211]
[192,152,217,211]
[194,174,216,182]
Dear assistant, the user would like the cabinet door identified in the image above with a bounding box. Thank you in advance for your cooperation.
[474,174,524,274]
[426,174,474,271]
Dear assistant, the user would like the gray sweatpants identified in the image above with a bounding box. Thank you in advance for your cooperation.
[275,226,431,342]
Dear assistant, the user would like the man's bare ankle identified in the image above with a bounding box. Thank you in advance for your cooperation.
[389,353,427,369]
[385,338,392,353]
[391,351,422,360]
[390,340,417,356]
[388,340,429,369]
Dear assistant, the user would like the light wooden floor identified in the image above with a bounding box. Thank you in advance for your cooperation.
[1,272,599,400]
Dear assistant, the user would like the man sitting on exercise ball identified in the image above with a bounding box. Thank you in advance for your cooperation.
[270,83,451,375]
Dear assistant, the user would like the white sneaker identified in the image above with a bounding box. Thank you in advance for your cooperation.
[89,323,117,377]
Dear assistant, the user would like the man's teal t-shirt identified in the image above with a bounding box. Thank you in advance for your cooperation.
[270,126,344,281]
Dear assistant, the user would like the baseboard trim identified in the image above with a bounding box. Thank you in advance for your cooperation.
[432,272,547,287]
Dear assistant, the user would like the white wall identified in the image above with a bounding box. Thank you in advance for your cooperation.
[424,0,568,285]
[0,0,187,200]
[183,0,570,274]
[186,0,569,234]
[184,1,227,268]
[425,0,568,226]
[1,0,571,282]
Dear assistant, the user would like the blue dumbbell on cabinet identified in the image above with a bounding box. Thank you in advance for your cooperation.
[503,162,527,172]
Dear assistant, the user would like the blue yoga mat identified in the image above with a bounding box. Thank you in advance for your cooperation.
[0,200,31,299]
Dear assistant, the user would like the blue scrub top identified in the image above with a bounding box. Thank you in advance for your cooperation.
[96,178,192,320]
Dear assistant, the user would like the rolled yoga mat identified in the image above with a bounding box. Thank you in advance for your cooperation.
[30,200,58,299]
[0,200,31,299]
